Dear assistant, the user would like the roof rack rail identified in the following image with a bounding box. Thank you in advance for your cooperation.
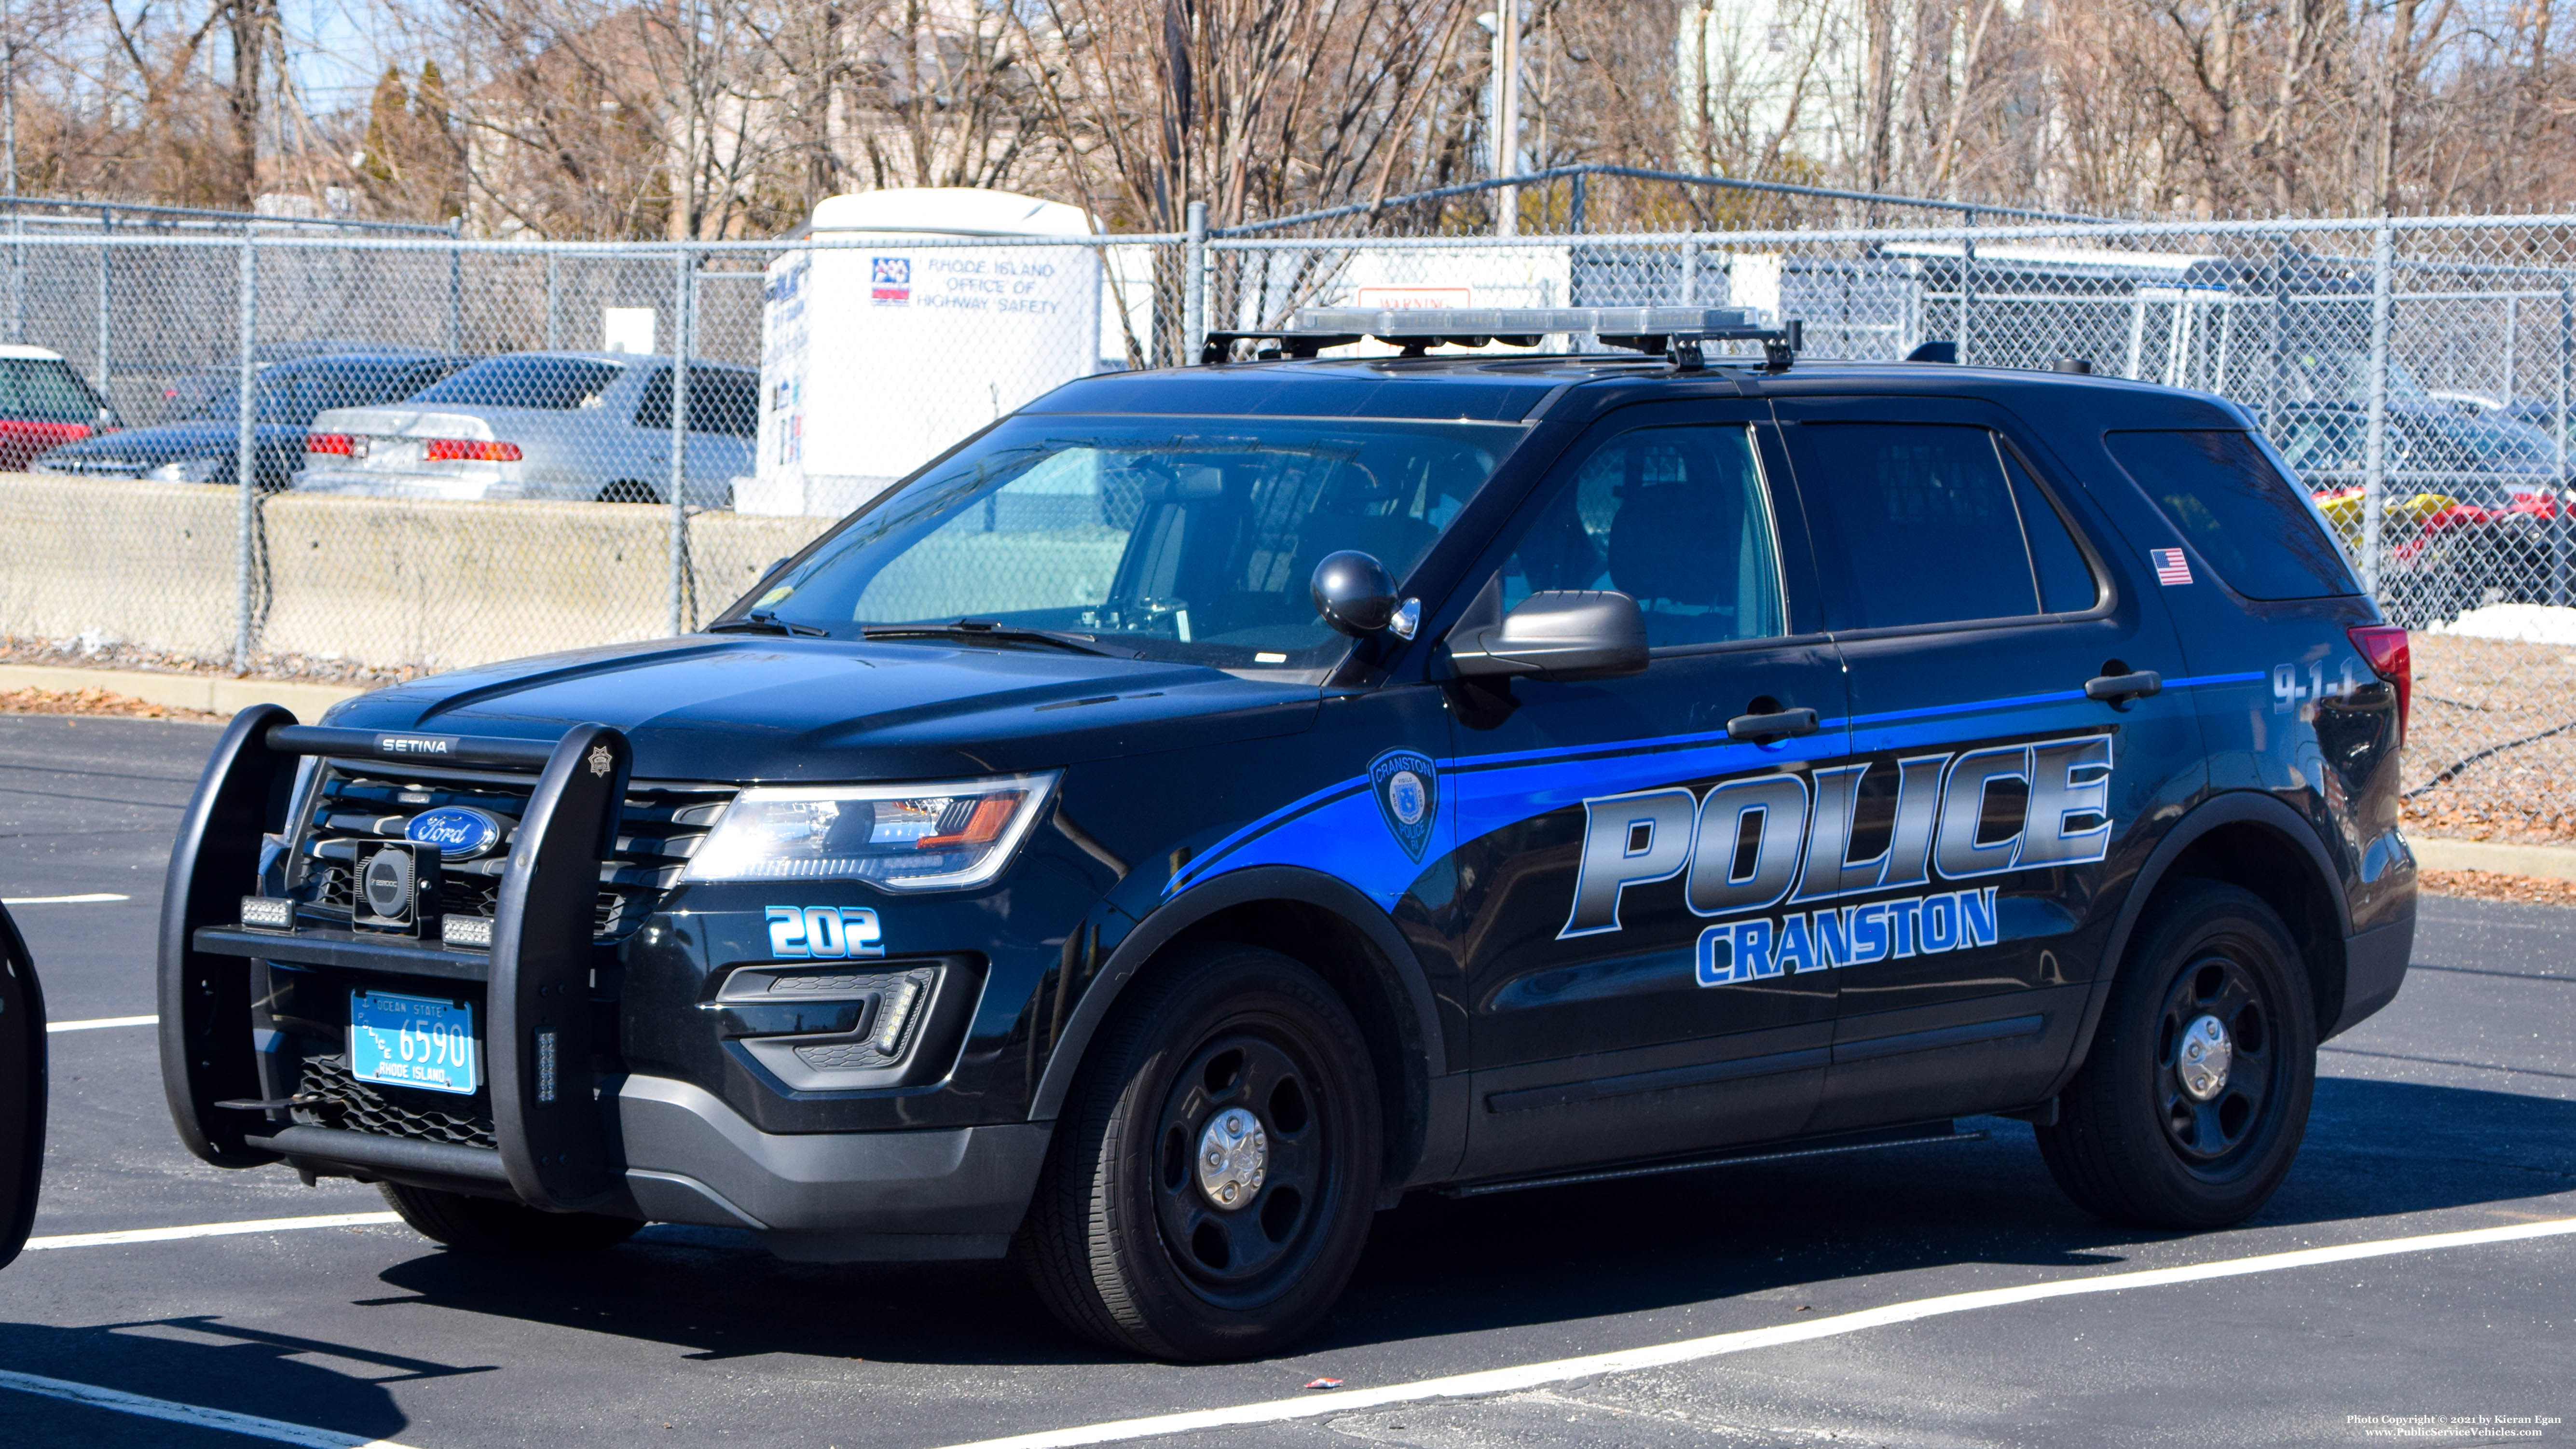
[1200,305,1804,372]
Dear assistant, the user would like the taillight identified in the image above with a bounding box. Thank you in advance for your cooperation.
[424,438,521,462]
[2348,624,2411,745]
[306,432,351,455]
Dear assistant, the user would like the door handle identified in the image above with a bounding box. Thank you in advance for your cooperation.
[2084,669,2163,708]
[1726,706,1820,742]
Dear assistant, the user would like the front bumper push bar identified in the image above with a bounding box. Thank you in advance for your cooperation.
[160,706,634,1212]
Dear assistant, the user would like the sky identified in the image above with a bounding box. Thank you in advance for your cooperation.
[284,0,390,113]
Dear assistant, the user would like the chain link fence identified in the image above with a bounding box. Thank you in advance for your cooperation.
[1,213,2572,837]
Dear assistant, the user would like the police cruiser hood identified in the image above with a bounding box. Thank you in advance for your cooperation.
[318,636,1319,781]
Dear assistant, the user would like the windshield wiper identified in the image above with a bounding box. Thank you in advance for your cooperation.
[706,610,830,637]
[860,619,1125,656]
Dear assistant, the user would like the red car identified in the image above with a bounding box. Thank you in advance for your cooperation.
[0,346,114,470]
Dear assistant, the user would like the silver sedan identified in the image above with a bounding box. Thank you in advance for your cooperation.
[292,351,757,506]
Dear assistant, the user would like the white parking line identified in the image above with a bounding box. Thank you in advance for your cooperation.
[2,893,131,905]
[46,1013,158,1034]
[24,1212,404,1251]
[931,1215,2576,1449]
[0,1368,425,1449]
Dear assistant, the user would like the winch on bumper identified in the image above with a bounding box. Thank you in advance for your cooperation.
[159,705,1046,1263]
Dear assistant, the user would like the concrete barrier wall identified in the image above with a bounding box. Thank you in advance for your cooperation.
[0,475,839,672]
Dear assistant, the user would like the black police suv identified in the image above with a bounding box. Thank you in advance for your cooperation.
[161,307,2416,1362]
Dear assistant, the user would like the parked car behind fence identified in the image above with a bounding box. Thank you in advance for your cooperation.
[295,352,757,508]
[32,352,470,490]
[0,346,116,471]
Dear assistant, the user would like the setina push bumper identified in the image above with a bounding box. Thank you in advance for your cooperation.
[159,705,1045,1262]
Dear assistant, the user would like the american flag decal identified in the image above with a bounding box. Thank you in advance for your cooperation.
[2151,548,2193,586]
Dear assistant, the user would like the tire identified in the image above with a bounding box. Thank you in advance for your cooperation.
[597,480,658,504]
[377,1181,643,1257]
[1021,942,1382,1362]
[2037,881,2317,1228]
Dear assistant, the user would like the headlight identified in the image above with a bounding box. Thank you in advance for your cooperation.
[147,456,226,484]
[685,773,1058,891]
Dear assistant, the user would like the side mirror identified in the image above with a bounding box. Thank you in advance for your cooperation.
[1446,590,1648,682]
[0,904,43,1271]
[1311,551,1400,637]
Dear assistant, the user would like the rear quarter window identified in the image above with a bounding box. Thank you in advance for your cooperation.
[2104,429,2359,600]
[411,356,624,411]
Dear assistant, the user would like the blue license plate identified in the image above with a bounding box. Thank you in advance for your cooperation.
[349,990,479,1096]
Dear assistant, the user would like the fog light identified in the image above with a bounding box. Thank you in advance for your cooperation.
[239,896,293,932]
[872,978,923,1055]
[441,915,493,950]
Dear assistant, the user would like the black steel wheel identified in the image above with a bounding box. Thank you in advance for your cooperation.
[1022,942,1381,1362]
[2152,949,2278,1168]
[2039,881,2317,1228]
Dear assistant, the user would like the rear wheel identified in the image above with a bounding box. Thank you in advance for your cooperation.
[1022,943,1381,1362]
[596,479,658,504]
[377,1182,642,1256]
[2038,882,2316,1228]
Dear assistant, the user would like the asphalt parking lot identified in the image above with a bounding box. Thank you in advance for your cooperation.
[0,712,2568,1449]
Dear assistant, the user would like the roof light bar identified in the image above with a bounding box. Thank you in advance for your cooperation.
[1201,305,1804,371]
[1290,304,1774,339]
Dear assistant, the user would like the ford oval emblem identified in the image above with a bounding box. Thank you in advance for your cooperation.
[405,805,505,860]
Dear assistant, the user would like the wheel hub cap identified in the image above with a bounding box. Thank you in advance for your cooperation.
[2177,1014,2233,1101]
[1194,1108,1268,1210]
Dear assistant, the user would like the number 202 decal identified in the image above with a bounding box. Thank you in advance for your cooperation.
[766,905,884,960]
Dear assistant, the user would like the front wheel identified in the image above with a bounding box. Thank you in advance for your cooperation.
[2037,882,2316,1228]
[1021,943,1382,1362]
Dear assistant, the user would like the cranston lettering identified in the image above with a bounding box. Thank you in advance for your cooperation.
[1561,734,2113,942]
[1697,886,2000,985]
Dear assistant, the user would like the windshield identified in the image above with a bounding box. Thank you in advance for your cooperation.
[740,414,1525,669]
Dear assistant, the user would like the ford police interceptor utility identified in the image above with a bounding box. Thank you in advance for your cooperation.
[161,307,2415,1362]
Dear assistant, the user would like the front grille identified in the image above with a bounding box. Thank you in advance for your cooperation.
[285,759,732,943]
[293,1054,497,1149]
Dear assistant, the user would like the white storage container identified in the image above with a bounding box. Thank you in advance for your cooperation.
[744,189,1105,518]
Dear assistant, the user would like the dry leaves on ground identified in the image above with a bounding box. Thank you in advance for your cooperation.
[2418,868,2576,908]
[0,687,223,722]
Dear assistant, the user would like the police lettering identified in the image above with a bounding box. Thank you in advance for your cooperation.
[1559,735,2114,950]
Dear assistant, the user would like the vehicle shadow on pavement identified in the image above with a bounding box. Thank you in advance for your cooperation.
[352,1078,2576,1369]
[0,1315,461,1444]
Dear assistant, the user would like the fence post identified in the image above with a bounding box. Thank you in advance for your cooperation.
[233,233,258,672]
[545,251,561,350]
[94,210,111,403]
[1182,201,1207,364]
[668,248,693,636]
[1957,207,1977,365]
[2360,221,2394,597]
[447,220,465,355]
[2557,282,2572,607]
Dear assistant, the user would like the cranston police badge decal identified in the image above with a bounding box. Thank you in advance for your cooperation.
[1369,749,1438,861]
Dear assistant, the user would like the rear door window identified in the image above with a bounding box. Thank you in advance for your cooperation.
[1791,422,2098,629]
[2105,429,2359,599]
[687,371,759,437]
[637,369,759,437]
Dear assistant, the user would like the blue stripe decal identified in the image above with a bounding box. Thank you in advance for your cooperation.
[1165,774,1371,897]
[1165,671,2266,906]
